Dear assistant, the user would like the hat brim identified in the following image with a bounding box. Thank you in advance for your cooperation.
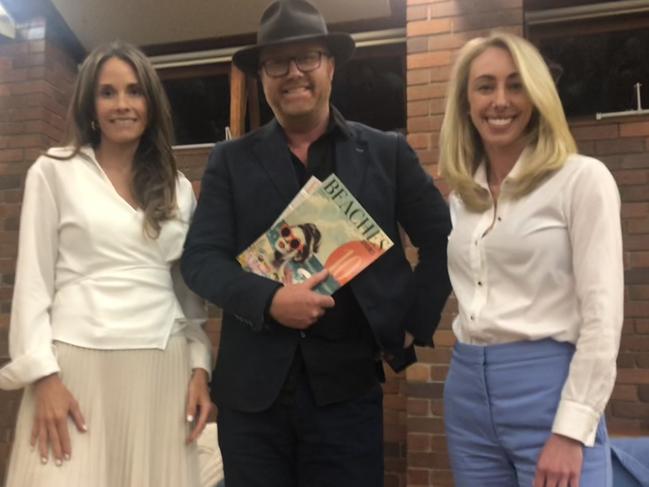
[232,32,355,77]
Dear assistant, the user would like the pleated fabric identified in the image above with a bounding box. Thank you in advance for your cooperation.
[4,335,200,487]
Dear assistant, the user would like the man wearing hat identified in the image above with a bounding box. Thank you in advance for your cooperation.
[181,0,451,485]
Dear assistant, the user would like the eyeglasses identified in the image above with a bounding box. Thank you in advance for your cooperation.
[260,51,329,78]
[279,224,304,251]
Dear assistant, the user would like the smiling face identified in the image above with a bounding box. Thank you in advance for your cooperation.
[94,57,148,151]
[259,41,334,130]
[467,46,534,158]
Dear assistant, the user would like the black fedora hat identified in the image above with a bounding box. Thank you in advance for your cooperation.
[232,0,355,77]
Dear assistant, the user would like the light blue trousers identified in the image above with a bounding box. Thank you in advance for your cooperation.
[443,339,612,487]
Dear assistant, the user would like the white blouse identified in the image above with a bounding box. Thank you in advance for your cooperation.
[448,152,624,446]
[0,147,211,390]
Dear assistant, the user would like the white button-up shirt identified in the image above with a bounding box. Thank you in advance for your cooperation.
[448,152,624,446]
[0,147,211,390]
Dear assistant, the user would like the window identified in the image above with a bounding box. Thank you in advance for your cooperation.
[158,65,230,145]
[527,2,649,117]
[332,48,405,132]
[254,43,406,132]
[536,28,649,117]
[154,32,407,142]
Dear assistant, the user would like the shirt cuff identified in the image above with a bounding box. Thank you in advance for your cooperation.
[183,323,213,380]
[259,285,282,332]
[552,398,601,447]
[0,351,60,390]
[189,349,212,380]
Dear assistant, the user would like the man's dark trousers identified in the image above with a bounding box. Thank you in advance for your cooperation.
[217,357,384,487]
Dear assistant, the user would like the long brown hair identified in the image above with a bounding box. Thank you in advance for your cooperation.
[52,40,177,238]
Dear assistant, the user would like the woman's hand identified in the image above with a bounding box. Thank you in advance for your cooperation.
[31,374,87,465]
[534,433,584,487]
[185,368,213,444]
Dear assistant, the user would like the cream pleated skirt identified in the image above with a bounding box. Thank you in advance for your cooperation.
[4,335,201,487]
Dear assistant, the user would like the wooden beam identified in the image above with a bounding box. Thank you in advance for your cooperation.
[229,64,247,139]
[247,77,261,131]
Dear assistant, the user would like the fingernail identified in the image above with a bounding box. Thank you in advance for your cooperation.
[55,458,63,467]
[186,415,194,422]
[40,457,48,465]
[81,423,88,432]
[64,453,71,461]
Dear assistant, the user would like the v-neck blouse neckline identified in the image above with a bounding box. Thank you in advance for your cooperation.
[84,146,142,214]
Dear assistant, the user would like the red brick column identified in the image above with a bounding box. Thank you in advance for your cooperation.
[0,18,77,479]
[405,1,523,486]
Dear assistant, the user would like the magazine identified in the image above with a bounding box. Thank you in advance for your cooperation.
[237,174,394,294]
[272,175,321,226]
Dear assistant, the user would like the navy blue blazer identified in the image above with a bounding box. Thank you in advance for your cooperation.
[181,118,451,412]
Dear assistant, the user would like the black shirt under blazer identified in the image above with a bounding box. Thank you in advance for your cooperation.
[181,117,452,412]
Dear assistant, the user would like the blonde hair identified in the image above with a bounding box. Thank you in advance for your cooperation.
[439,31,576,212]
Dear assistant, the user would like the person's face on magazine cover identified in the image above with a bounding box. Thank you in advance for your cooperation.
[276,224,306,255]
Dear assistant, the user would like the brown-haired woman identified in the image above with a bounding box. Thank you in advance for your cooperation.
[0,40,212,487]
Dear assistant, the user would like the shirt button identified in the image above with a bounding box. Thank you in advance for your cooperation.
[497,216,502,222]
[470,315,475,321]
[474,240,479,246]
[477,281,483,286]
[300,331,306,338]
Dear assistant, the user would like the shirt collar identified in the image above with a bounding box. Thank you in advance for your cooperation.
[79,145,99,167]
[474,146,530,190]
[328,105,352,140]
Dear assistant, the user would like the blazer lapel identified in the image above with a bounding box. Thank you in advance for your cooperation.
[252,120,300,206]
[250,119,368,203]
[334,126,368,200]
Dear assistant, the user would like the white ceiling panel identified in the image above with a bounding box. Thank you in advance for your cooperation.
[49,0,393,50]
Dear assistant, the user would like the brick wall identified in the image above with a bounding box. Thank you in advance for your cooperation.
[570,117,649,435]
[405,1,649,486]
[0,17,77,481]
[383,368,408,487]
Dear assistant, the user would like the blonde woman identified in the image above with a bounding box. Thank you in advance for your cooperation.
[439,32,622,487]
[0,41,212,487]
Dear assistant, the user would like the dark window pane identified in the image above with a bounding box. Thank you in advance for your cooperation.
[162,75,230,145]
[332,55,405,131]
[538,29,649,117]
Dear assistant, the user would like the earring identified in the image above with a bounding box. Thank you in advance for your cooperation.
[91,120,97,131]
